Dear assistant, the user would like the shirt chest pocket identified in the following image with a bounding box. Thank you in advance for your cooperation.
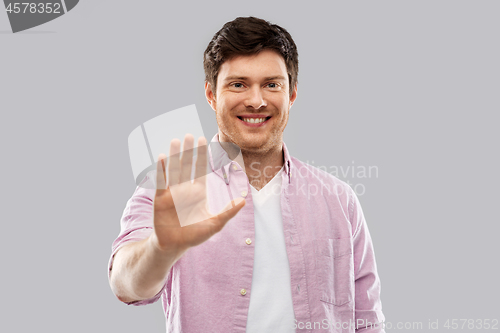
[315,238,354,306]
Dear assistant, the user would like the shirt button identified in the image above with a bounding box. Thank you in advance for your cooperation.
[240,289,247,296]
[245,238,252,245]
[241,190,248,197]
[232,165,238,170]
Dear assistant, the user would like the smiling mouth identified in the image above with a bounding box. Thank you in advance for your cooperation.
[237,116,272,124]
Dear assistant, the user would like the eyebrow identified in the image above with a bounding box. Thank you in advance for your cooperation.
[222,75,287,82]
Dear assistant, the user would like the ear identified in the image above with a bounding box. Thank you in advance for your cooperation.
[205,81,217,112]
[289,83,298,109]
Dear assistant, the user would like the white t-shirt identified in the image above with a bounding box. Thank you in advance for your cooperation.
[246,167,296,333]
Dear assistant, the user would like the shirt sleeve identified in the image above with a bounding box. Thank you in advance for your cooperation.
[108,170,168,306]
[349,187,386,333]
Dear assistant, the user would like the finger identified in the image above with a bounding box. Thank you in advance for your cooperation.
[194,137,208,182]
[179,134,195,184]
[167,138,181,187]
[155,153,168,193]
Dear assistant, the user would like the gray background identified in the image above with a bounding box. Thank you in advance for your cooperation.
[1,0,498,332]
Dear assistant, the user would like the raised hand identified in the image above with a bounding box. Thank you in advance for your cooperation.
[150,134,246,258]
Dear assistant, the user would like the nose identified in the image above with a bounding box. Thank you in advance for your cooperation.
[243,85,267,110]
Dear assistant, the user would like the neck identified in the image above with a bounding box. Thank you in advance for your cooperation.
[241,145,284,191]
[217,133,285,191]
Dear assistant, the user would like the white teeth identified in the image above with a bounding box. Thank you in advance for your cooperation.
[242,117,266,123]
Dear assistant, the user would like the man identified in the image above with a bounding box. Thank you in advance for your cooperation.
[109,16,385,333]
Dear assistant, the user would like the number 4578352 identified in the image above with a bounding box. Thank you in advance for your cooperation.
[5,3,61,14]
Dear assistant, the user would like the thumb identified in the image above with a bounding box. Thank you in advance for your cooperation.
[214,197,246,227]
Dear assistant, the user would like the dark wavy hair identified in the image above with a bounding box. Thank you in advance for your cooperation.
[203,16,299,97]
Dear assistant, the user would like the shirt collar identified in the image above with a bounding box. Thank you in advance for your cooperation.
[208,134,292,184]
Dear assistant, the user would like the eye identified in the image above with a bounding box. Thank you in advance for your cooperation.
[266,82,280,89]
[231,82,244,88]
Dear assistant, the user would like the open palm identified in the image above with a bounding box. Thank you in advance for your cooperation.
[151,134,245,257]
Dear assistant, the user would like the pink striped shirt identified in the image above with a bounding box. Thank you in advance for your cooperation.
[108,135,385,333]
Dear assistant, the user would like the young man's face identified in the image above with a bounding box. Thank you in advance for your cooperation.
[205,49,297,154]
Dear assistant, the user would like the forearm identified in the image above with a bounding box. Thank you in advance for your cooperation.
[109,235,181,303]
